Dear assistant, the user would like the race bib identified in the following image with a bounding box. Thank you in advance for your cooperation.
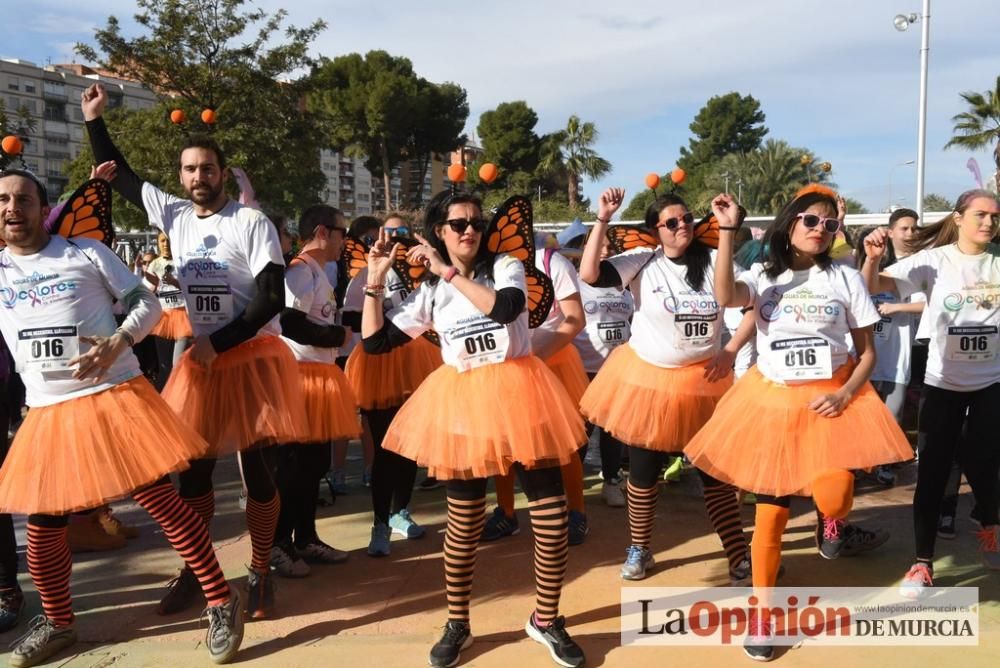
[17,326,80,371]
[449,318,511,373]
[596,320,630,348]
[674,313,716,349]
[187,285,233,324]
[873,316,893,341]
[771,336,833,380]
[158,288,185,310]
[944,325,998,362]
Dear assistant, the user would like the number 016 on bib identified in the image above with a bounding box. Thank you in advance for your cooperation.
[17,326,80,371]
[771,336,833,381]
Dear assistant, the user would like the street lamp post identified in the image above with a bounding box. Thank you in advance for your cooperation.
[894,0,931,221]
[735,179,744,204]
[888,159,916,211]
[720,171,731,194]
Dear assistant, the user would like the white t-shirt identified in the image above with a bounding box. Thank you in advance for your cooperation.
[740,263,879,383]
[870,289,926,385]
[532,249,581,349]
[147,256,185,310]
[141,183,284,339]
[0,236,145,406]
[282,253,339,364]
[885,244,1000,391]
[573,280,634,374]
[608,247,724,368]
[386,254,531,372]
[342,265,411,358]
[324,261,338,292]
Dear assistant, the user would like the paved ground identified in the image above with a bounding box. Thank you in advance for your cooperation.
[0,447,997,667]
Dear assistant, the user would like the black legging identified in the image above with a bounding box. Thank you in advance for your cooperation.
[178,448,278,503]
[367,407,417,525]
[446,464,563,502]
[914,383,1000,561]
[274,442,331,547]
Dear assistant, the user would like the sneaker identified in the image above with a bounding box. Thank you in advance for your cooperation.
[0,587,24,633]
[245,568,274,620]
[330,471,348,495]
[8,616,77,668]
[874,465,896,487]
[297,539,349,564]
[428,620,472,667]
[568,510,589,546]
[741,492,758,505]
[203,591,244,664]
[97,505,139,539]
[899,562,933,599]
[525,614,585,668]
[67,512,127,553]
[368,523,392,557]
[840,523,890,557]
[390,509,426,539]
[601,480,626,508]
[158,567,204,615]
[620,545,654,580]
[936,515,956,540]
[729,557,751,586]
[743,612,774,661]
[238,489,247,511]
[418,476,442,492]
[976,526,1000,570]
[270,541,310,578]
[481,506,520,542]
[818,518,846,560]
[663,456,683,483]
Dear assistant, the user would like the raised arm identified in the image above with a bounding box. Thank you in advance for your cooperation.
[711,194,752,308]
[81,84,146,211]
[860,228,900,296]
[580,188,626,287]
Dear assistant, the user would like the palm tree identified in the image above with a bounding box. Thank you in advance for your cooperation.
[538,115,611,209]
[945,76,1000,190]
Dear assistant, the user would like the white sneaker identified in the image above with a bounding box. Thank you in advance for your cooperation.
[899,562,933,599]
[270,543,310,578]
[602,481,626,508]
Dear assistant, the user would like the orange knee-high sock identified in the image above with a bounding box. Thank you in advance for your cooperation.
[26,523,73,627]
[626,479,659,548]
[495,472,516,518]
[812,470,854,520]
[528,494,569,624]
[246,492,281,572]
[444,496,486,622]
[560,455,585,514]
[751,503,789,590]
[134,481,231,607]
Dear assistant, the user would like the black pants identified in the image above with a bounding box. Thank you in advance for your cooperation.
[367,407,417,525]
[274,443,331,547]
[178,448,278,504]
[914,384,1000,560]
[0,382,16,590]
[626,445,727,491]
[447,464,563,502]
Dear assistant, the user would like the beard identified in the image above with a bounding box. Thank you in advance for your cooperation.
[188,181,224,206]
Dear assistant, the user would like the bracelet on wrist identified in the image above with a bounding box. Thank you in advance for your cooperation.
[115,328,135,347]
[364,283,385,292]
[718,226,740,231]
[596,217,610,225]
[442,266,459,283]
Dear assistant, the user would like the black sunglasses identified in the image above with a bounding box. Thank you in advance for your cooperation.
[648,212,694,231]
[443,218,487,234]
[795,213,841,233]
[385,226,410,237]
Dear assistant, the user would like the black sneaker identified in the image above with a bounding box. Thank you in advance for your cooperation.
[8,615,77,668]
[418,476,442,492]
[429,620,472,667]
[743,613,774,661]
[0,586,25,633]
[818,518,846,560]
[525,614,585,668]
[245,568,275,620]
[567,511,589,546]
[937,515,957,540]
[840,523,890,557]
[158,567,204,615]
[203,590,244,664]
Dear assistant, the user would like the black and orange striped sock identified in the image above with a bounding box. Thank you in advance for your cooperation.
[626,480,659,548]
[183,490,216,528]
[528,495,568,624]
[26,522,73,627]
[494,473,516,518]
[246,492,281,572]
[444,495,486,623]
[133,481,231,607]
[702,480,749,570]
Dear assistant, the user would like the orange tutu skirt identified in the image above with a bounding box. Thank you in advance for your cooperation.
[544,344,590,405]
[345,335,441,410]
[163,336,307,456]
[0,377,209,514]
[151,308,193,340]
[382,356,586,480]
[580,343,732,453]
[298,362,361,443]
[684,364,913,496]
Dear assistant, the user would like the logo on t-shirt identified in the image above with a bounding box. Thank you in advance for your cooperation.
[760,286,841,323]
[583,296,632,315]
[180,246,230,279]
[0,277,78,309]
[662,290,718,315]
[942,281,1000,312]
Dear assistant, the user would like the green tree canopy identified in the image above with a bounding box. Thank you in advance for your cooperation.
[923,193,953,212]
[537,115,611,210]
[473,101,542,187]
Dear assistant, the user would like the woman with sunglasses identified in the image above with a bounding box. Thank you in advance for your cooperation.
[579,188,754,586]
[343,213,440,557]
[685,189,912,661]
[362,191,585,668]
[862,189,1000,598]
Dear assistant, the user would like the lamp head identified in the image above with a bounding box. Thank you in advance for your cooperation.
[894,13,917,31]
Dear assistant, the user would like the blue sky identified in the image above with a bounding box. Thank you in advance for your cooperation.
[5,0,997,214]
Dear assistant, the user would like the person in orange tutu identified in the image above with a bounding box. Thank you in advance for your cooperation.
[271,205,360,576]
[579,187,754,585]
[362,191,586,668]
[82,83,306,620]
[343,215,441,557]
[684,190,913,661]
[0,170,243,667]
[484,243,589,545]
[145,232,194,388]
